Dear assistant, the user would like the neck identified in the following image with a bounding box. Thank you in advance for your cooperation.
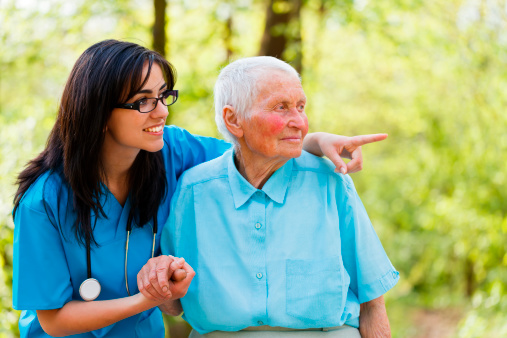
[100,136,140,206]
[234,145,288,189]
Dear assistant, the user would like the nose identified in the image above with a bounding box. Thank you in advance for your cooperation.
[150,99,169,120]
[287,108,307,129]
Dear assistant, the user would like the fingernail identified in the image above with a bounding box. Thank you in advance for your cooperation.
[340,168,346,175]
[178,258,185,264]
[162,286,168,293]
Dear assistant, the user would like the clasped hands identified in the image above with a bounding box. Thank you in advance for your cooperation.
[137,255,195,304]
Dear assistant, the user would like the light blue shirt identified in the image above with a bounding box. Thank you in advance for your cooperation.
[162,150,399,334]
[12,126,230,337]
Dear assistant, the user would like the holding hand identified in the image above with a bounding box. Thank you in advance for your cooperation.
[137,255,195,302]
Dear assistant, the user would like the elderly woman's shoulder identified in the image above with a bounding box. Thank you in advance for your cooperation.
[177,150,231,189]
[295,151,354,186]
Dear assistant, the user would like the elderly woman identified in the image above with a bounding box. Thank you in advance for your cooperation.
[160,57,399,338]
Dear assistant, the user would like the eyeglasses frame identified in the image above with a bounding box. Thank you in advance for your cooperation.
[116,90,178,113]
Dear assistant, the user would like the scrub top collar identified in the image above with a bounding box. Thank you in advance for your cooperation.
[227,149,294,208]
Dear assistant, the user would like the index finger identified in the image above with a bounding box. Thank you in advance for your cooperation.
[157,256,176,295]
[349,134,388,147]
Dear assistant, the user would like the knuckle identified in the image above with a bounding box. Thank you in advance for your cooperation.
[156,266,167,274]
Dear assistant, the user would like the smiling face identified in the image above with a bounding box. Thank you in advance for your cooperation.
[104,62,168,157]
[239,70,308,162]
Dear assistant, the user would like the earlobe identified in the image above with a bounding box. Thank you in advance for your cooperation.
[223,105,243,138]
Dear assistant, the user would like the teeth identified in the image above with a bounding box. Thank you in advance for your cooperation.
[144,125,163,133]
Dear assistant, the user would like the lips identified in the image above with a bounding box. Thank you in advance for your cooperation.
[281,136,301,141]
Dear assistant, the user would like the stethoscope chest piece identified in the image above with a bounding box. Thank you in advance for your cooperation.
[79,278,101,301]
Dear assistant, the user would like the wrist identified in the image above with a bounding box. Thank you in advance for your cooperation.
[132,292,164,310]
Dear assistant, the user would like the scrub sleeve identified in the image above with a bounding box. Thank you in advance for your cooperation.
[13,173,72,311]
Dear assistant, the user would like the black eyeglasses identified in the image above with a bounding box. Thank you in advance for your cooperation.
[116,90,178,113]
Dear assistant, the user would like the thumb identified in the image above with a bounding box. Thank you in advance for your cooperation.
[327,152,348,175]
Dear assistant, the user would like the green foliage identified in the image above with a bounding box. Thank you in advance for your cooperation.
[1,0,506,336]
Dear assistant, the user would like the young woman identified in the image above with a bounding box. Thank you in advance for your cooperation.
[12,39,385,337]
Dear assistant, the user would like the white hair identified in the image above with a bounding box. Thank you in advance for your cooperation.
[214,56,300,146]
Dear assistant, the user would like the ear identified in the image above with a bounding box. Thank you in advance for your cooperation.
[223,105,244,138]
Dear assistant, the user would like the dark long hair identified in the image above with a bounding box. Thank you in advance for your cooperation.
[13,39,175,246]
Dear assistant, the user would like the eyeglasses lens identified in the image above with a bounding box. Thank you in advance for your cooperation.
[162,92,177,106]
[138,92,177,113]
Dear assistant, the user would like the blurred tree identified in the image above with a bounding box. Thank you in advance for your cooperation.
[259,0,302,72]
[153,0,167,56]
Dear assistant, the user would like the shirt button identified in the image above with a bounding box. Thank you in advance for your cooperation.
[392,271,398,279]
[255,222,262,229]
[257,320,264,325]
[256,273,263,279]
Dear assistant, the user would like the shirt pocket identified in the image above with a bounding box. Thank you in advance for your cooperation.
[286,256,346,323]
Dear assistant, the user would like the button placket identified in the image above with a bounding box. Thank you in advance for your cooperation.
[249,190,267,322]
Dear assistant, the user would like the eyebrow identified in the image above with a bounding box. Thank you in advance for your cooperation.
[268,96,307,104]
[137,83,167,94]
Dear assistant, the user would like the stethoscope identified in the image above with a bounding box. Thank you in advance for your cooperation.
[79,218,157,301]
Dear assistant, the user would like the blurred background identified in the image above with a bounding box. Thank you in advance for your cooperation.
[1,0,506,337]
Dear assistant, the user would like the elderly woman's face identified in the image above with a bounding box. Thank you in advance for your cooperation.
[241,71,308,160]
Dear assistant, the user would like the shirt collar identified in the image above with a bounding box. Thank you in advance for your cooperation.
[227,150,293,208]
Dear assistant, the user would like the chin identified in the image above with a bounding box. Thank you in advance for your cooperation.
[143,141,165,153]
[281,148,303,159]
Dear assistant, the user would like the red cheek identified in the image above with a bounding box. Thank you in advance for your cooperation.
[264,115,286,135]
[303,116,309,134]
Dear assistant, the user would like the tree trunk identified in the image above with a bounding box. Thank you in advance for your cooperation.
[465,257,475,297]
[225,15,234,62]
[153,0,167,57]
[258,0,303,73]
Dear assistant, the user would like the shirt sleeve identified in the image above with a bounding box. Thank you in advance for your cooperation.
[164,126,231,177]
[161,177,194,257]
[338,176,399,304]
[13,178,73,310]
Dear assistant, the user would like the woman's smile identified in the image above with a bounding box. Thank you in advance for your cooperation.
[143,123,165,134]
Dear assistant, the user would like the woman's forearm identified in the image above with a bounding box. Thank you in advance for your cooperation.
[359,296,391,338]
[36,293,161,337]
[302,132,326,157]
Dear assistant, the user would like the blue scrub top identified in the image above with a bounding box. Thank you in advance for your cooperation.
[162,150,399,334]
[12,126,230,337]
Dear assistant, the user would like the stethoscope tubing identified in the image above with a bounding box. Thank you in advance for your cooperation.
[80,219,157,301]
